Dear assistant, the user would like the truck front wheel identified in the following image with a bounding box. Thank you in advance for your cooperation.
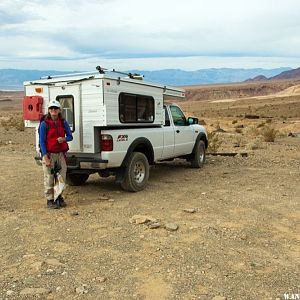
[191,140,206,168]
[66,173,89,186]
[121,152,150,192]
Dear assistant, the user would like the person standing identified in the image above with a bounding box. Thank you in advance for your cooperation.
[39,100,73,209]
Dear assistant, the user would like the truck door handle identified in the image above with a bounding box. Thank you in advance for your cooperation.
[176,130,180,133]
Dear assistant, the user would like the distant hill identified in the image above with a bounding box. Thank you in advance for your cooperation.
[0,69,78,90]
[128,68,291,86]
[269,67,300,80]
[246,67,300,82]
[0,67,292,90]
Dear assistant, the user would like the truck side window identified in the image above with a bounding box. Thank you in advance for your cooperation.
[56,95,74,132]
[170,105,186,126]
[119,93,154,123]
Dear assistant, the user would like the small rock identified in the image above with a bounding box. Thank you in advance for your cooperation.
[70,211,79,216]
[75,285,88,295]
[129,215,157,224]
[20,288,51,295]
[183,208,196,213]
[212,296,227,300]
[23,277,35,285]
[46,268,55,275]
[148,222,161,229]
[108,198,115,202]
[30,261,44,272]
[45,258,65,267]
[6,290,14,296]
[95,276,107,283]
[23,254,36,259]
[165,223,179,231]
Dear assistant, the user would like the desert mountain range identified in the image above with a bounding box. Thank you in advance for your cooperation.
[246,66,300,82]
[0,67,295,90]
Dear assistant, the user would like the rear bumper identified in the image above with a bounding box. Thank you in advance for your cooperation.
[67,156,108,170]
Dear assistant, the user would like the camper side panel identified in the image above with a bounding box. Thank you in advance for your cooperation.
[81,80,105,153]
[103,79,164,126]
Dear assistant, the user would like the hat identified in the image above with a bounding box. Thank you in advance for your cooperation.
[48,100,61,109]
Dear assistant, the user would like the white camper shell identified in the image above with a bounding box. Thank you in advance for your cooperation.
[23,68,207,192]
[23,69,185,155]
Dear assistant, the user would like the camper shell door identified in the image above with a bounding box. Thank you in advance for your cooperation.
[49,84,82,152]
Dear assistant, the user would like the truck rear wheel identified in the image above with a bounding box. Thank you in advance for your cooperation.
[66,173,89,186]
[191,140,206,168]
[121,152,149,192]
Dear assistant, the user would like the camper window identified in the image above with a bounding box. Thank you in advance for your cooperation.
[119,93,154,123]
[56,95,75,131]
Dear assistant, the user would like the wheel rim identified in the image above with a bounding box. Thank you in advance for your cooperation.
[199,145,205,162]
[133,161,146,183]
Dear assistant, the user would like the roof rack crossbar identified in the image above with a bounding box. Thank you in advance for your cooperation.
[40,71,99,80]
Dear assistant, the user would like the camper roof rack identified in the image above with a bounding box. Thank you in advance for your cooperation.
[39,66,144,80]
[40,70,99,80]
[111,69,144,80]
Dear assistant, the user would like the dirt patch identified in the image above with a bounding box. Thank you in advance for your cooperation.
[0,86,299,299]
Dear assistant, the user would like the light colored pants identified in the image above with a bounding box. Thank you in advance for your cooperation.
[42,152,67,200]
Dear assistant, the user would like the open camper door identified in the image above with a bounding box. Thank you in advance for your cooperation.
[49,84,82,152]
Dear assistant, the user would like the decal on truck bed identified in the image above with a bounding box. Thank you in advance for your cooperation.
[117,134,128,142]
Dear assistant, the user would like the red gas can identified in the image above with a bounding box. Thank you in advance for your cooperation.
[23,96,43,121]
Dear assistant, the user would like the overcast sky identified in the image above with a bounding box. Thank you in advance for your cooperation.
[0,0,300,71]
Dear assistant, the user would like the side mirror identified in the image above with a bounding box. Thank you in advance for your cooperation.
[187,117,198,125]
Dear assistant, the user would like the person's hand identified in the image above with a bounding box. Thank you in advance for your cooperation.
[43,155,51,167]
[57,137,65,143]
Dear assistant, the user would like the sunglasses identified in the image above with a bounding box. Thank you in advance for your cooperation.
[49,107,60,110]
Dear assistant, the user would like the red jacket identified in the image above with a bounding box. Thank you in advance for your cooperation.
[45,118,69,153]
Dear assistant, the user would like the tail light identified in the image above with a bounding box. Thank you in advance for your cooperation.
[101,134,113,151]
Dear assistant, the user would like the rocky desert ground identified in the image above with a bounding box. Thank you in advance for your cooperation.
[0,81,299,300]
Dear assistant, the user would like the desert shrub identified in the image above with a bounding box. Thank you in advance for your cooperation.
[257,122,265,128]
[247,126,260,137]
[265,118,272,124]
[261,126,278,142]
[232,119,238,124]
[207,131,222,153]
[0,115,24,131]
[235,128,243,134]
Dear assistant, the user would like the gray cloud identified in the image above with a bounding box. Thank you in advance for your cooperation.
[0,0,300,70]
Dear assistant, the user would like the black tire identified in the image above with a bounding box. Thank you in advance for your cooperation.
[66,173,89,186]
[121,152,150,192]
[191,140,206,168]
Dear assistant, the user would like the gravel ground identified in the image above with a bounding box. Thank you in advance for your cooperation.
[1,85,300,300]
[0,121,299,300]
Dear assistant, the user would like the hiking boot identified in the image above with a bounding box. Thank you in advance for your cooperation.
[47,199,59,209]
[57,195,67,208]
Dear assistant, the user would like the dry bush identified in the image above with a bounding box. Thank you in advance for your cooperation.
[207,131,222,153]
[0,114,25,131]
[247,126,260,137]
[257,122,265,128]
[235,128,243,134]
[265,118,272,124]
[261,126,278,142]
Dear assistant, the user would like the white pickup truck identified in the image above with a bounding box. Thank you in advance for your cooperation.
[23,68,208,191]
[68,103,208,191]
